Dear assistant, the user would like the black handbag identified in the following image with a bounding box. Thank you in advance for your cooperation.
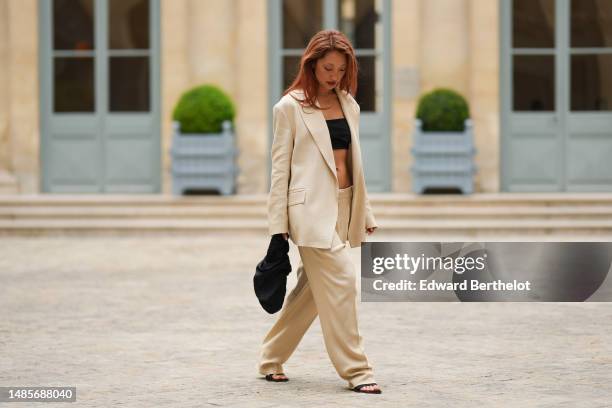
[254,234,292,314]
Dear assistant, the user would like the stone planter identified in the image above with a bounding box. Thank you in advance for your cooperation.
[170,120,238,195]
[411,118,477,194]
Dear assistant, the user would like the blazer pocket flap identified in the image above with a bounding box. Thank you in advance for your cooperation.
[287,188,306,206]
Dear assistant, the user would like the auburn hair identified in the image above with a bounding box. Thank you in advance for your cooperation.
[283,29,358,110]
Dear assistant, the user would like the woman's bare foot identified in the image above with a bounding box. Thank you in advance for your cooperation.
[265,373,289,382]
[360,384,380,392]
[352,382,382,394]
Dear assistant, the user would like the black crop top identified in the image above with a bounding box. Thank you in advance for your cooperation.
[326,117,351,150]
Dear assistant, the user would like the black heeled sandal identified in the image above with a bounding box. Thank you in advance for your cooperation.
[352,383,382,394]
[265,373,289,382]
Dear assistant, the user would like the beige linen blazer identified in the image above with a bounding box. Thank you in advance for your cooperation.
[267,87,378,249]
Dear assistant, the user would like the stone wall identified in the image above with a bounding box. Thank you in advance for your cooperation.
[0,0,38,193]
[0,0,499,194]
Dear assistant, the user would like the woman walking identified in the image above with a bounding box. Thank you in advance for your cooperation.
[257,29,381,394]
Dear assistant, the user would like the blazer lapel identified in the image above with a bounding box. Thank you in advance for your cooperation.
[292,88,361,183]
[335,88,362,182]
[294,91,337,180]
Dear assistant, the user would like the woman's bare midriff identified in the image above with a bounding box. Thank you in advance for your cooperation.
[317,92,354,189]
[333,148,353,189]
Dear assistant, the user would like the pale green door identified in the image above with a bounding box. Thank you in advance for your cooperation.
[39,0,161,193]
[501,0,612,191]
[269,0,392,192]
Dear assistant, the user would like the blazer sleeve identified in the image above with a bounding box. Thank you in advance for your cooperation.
[365,194,378,229]
[267,104,294,236]
[351,95,376,229]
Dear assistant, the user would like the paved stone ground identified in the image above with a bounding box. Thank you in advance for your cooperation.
[1,233,611,407]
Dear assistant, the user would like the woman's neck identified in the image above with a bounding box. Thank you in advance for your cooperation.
[317,86,336,98]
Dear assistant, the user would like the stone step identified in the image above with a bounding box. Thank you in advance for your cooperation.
[0,205,612,219]
[371,193,612,205]
[0,206,268,218]
[2,218,612,237]
[2,193,612,207]
[1,193,611,236]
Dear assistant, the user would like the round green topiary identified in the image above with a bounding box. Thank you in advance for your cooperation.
[172,84,236,134]
[415,88,470,132]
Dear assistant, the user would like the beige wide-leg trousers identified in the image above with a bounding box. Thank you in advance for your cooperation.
[257,185,375,389]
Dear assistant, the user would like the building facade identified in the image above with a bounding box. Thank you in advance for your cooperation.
[0,0,610,195]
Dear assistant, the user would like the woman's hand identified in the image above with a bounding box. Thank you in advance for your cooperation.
[366,226,377,235]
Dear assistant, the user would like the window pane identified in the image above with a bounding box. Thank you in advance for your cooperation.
[338,0,380,49]
[283,0,322,48]
[512,0,554,48]
[109,0,150,49]
[356,56,381,112]
[53,0,94,50]
[54,57,94,112]
[571,54,612,111]
[513,55,555,111]
[109,57,150,111]
[571,0,612,48]
[283,56,301,92]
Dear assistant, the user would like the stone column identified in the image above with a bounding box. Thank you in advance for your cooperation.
[0,0,38,194]
[0,0,18,193]
[0,0,11,173]
[420,0,470,96]
[187,0,236,92]
[5,0,39,194]
[392,0,421,193]
[161,0,190,195]
[234,0,267,194]
[468,0,500,192]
